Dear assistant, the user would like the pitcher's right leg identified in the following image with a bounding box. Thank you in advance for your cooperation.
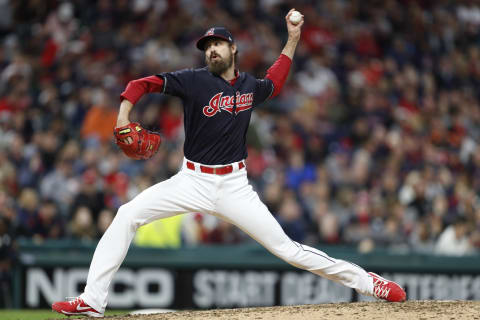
[59,170,215,314]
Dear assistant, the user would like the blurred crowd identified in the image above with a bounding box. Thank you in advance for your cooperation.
[0,0,479,267]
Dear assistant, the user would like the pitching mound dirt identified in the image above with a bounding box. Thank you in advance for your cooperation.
[71,301,480,320]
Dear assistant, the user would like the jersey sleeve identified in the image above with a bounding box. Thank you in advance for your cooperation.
[156,68,194,99]
[254,78,274,105]
[254,54,292,105]
[265,54,292,98]
[120,76,164,105]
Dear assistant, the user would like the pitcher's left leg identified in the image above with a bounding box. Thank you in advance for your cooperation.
[215,173,405,301]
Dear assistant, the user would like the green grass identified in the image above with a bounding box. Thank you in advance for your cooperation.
[0,309,130,320]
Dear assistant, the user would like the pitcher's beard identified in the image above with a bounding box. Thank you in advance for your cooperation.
[206,53,233,76]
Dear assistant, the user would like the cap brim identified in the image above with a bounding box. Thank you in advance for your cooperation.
[196,35,231,51]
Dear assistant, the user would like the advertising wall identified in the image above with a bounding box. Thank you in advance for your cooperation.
[14,241,480,309]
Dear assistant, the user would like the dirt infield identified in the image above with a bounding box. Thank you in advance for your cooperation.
[70,301,480,320]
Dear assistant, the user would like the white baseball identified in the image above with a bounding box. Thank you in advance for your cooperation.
[289,10,302,25]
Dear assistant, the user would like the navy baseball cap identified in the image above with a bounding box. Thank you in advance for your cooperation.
[196,27,234,51]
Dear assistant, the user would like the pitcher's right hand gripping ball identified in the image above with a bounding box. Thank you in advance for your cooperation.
[114,122,161,160]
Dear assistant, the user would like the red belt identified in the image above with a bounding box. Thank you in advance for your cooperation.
[186,160,245,175]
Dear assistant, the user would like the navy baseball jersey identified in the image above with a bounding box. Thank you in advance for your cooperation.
[157,68,274,165]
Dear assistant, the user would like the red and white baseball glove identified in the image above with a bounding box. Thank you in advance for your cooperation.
[113,122,161,160]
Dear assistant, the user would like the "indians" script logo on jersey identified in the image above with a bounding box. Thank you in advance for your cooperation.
[203,92,253,117]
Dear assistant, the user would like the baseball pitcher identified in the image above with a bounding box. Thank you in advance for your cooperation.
[53,9,406,317]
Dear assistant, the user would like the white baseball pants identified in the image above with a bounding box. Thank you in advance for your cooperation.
[81,158,373,313]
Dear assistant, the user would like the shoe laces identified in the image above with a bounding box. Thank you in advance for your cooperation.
[372,277,391,299]
[66,297,82,305]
